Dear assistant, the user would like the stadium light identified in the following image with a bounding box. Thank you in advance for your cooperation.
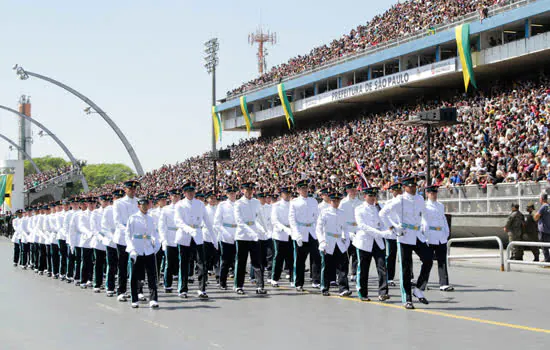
[11,64,145,177]
[204,38,219,193]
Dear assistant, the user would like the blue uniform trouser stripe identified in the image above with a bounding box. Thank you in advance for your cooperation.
[397,242,407,304]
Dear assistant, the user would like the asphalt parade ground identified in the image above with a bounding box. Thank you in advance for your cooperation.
[1,238,549,350]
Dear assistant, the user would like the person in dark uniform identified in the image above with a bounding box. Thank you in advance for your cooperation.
[504,204,524,260]
[523,203,540,262]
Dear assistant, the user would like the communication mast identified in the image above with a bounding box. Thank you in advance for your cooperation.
[248,27,277,75]
[17,95,32,161]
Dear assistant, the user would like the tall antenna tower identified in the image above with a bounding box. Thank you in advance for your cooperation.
[248,27,277,75]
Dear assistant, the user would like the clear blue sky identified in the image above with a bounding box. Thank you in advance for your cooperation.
[0,0,397,173]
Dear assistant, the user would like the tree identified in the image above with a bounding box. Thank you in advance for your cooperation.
[82,163,135,189]
[24,156,71,175]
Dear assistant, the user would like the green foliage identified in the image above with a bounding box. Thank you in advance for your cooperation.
[24,156,71,175]
[82,163,135,189]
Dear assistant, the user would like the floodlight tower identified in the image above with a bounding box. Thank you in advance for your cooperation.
[248,27,277,75]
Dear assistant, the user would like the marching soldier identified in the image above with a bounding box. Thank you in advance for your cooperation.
[68,199,85,285]
[214,185,238,290]
[233,182,268,295]
[422,185,453,291]
[113,180,140,302]
[270,187,294,287]
[158,188,181,293]
[317,192,352,297]
[289,179,321,291]
[380,177,433,310]
[504,204,524,260]
[339,182,362,281]
[174,181,213,299]
[126,198,160,309]
[11,210,23,267]
[151,192,168,279]
[19,211,31,269]
[56,200,71,280]
[354,187,394,301]
[381,182,403,286]
[64,199,78,283]
[251,192,271,283]
[77,197,96,289]
[317,188,331,213]
[101,189,124,297]
[49,202,61,279]
[91,195,110,293]
[203,191,220,285]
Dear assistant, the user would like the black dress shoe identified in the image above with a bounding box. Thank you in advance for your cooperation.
[405,302,415,310]
[256,288,267,295]
[418,297,429,305]
[236,288,245,295]
[322,291,330,296]
[378,295,390,301]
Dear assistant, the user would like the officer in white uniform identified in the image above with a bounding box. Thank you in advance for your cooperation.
[289,179,321,291]
[380,182,403,286]
[151,192,168,279]
[339,182,362,281]
[126,197,160,309]
[380,177,433,309]
[11,210,23,267]
[77,197,96,289]
[317,192,351,297]
[270,187,294,287]
[233,182,268,295]
[251,191,271,283]
[158,188,181,293]
[68,199,85,285]
[203,191,220,285]
[19,211,31,269]
[214,185,238,290]
[64,199,78,283]
[354,187,394,301]
[91,195,110,292]
[317,188,331,213]
[113,180,140,302]
[49,202,61,279]
[56,200,71,280]
[175,181,213,299]
[422,185,453,291]
[101,189,124,297]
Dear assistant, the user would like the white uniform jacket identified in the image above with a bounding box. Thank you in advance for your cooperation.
[77,210,94,249]
[234,197,267,242]
[203,204,218,244]
[91,207,106,251]
[11,217,21,243]
[158,203,178,247]
[379,192,427,246]
[125,211,159,256]
[289,196,319,242]
[316,207,350,255]
[259,204,273,240]
[214,200,237,244]
[100,205,117,249]
[354,202,394,252]
[112,195,139,246]
[174,198,213,246]
[318,201,330,214]
[48,213,59,245]
[64,210,76,247]
[379,196,400,241]
[422,200,450,245]
[339,196,362,238]
[271,200,292,241]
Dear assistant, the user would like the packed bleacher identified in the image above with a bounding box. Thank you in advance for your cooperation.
[82,73,550,198]
[24,165,76,190]
[226,0,507,98]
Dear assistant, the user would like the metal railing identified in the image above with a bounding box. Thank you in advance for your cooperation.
[447,236,504,271]
[226,0,537,99]
[24,168,83,193]
[505,241,550,271]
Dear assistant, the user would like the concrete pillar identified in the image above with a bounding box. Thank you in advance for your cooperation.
[314,83,319,95]
[367,67,372,80]
[525,18,531,38]
[435,45,441,62]
[337,76,342,89]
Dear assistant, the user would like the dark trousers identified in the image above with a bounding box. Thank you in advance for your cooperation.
[265,239,274,272]
[58,240,68,276]
[116,244,129,295]
[73,247,82,281]
[234,240,263,289]
[13,242,20,265]
[105,246,118,292]
[357,244,388,298]
[219,242,236,288]
[32,243,40,269]
[321,246,349,293]
[38,244,48,272]
[50,244,60,276]
[204,241,220,280]
[163,246,179,288]
[540,232,550,262]
[272,238,294,282]
[29,243,36,268]
[385,239,397,281]
[129,254,158,303]
[20,243,29,266]
[94,249,106,288]
[155,251,163,279]
[430,243,450,286]
[250,239,269,280]
[347,244,358,276]
[67,246,76,279]
[178,239,207,293]
[46,244,52,273]
[80,247,94,284]
[398,239,433,303]
[293,237,321,287]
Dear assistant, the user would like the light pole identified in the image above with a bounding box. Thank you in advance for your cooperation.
[13,64,145,176]
[0,133,41,173]
[204,38,219,193]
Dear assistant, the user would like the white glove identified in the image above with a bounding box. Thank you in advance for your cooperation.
[319,241,327,253]
[130,250,138,262]
[295,237,303,247]
[161,241,168,251]
[392,227,404,237]
[350,232,356,241]
[384,230,397,240]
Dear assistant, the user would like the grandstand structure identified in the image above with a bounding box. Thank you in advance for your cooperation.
[217,0,549,135]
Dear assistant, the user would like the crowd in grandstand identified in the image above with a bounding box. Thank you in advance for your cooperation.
[226,0,504,98]
[73,73,550,199]
[24,165,76,190]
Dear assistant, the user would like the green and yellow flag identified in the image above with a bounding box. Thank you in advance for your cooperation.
[0,174,13,207]
[211,106,222,142]
[239,96,252,134]
[456,23,477,92]
[277,83,295,130]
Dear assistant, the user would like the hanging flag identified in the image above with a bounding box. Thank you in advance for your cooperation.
[427,26,436,35]
[455,23,477,92]
[277,83,295,129]
[0,175,8,207]
[4,175,13,208]
[239,96,252,134]
[211,106,222,142]
[354,159,370,188]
